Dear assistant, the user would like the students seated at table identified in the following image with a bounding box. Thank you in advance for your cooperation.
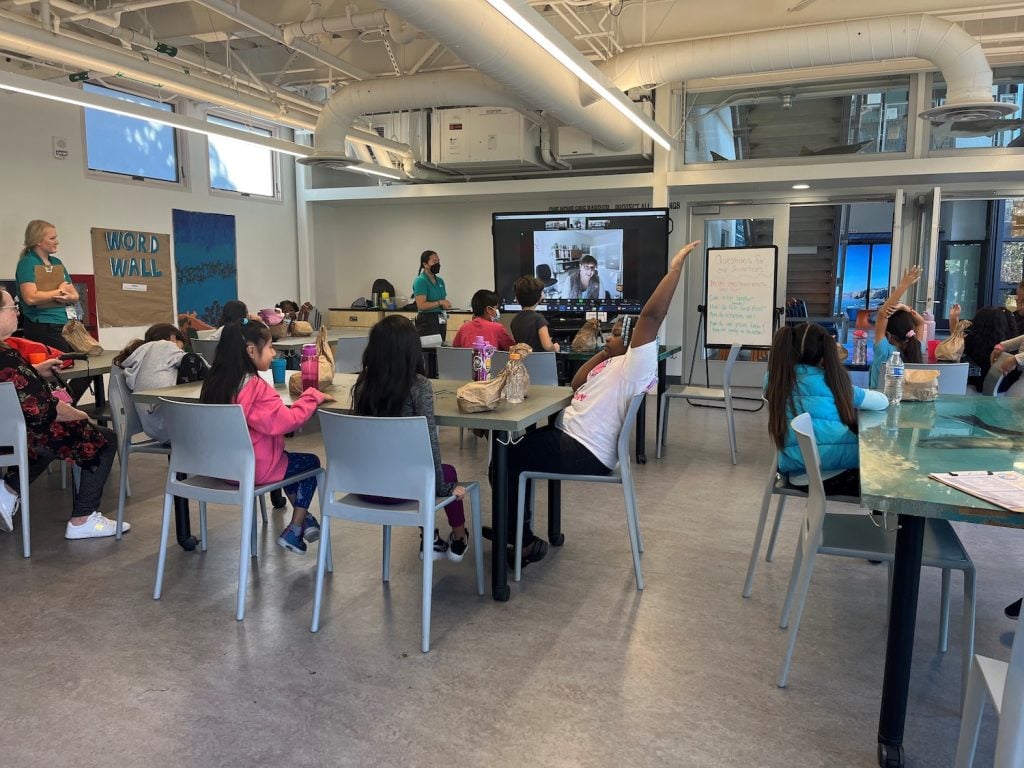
[953,304,1022,392]
[208,300,256,341]
[0,287,121,539]
[351,315,470,561]
[870,266,924,389]
[766,322,888,497]
[491,241,700,568]
[452,289,514,351]
[200,320,331,554]
[510,276,560,353]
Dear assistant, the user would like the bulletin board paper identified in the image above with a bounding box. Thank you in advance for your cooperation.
[91,228,174,327]
[704,246,779,349]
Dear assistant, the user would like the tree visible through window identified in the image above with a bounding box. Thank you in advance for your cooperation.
[207,115,276,197]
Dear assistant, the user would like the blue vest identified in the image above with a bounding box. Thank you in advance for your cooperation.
[778,365,864,475]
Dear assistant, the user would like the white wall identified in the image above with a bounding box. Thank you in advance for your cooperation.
[0,94,299,351]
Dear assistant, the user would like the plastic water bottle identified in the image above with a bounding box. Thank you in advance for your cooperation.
[505,353,526,404]
[883,402,901,436]
[472,336,495,381]
[852,330,868,365]
[300,343,319,391]
[884,349,904,405]
[922,311,936,347]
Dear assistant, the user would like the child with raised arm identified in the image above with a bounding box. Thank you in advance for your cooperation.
[493,240,701,569]
[200,320,332,554]
[870,266,924,389]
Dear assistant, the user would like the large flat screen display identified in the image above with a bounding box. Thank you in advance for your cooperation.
[492,208,670,314]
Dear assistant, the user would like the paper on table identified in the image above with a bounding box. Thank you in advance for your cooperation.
[929,470,1024,513]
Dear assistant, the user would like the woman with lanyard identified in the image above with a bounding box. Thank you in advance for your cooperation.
[15,220,89,400]
[412,250,451,344]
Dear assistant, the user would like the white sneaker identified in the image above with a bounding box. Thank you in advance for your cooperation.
[65,512,130,540]
[0,482,19,534]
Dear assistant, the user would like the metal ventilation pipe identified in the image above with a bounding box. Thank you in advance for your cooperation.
[601,13,1013,123]
[281,9,418,46]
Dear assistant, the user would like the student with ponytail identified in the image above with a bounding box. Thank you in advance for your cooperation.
[870,266,925,389]
[200,319,332,554]
[766,322,888,496]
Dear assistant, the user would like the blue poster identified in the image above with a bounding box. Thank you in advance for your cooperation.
[172,209,237,325]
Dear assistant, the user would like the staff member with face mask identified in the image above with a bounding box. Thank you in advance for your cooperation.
[412,249,451,344]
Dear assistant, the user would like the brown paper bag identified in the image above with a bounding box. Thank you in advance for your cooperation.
[935,319,971,362]
[457,367,510,412]
[287,326,335,395]
[62,319,103,355]
[902,368,940,401]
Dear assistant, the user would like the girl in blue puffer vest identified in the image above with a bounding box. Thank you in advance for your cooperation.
[767,322,888,496]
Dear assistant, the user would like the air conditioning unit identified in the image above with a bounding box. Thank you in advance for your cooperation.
[556,100,653,167]
[431,107,545,171]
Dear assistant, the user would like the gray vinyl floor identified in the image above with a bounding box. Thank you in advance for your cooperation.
[0,396,1018,768]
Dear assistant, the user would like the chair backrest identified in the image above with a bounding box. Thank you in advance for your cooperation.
[318,411,436,503]
[0,381,26,452]
[192,337,219,366]
[996,607,1024,763]
[903,362,969,395]
[490,349,508,376]
[436,346,473,380]
[307,305,323,331]
[790,413,828,558]
[722,343,742,392]
[108,366,146,441]
[984,353,1013,396]
[616,393,647,474]
[159,399,255,486]
[522,350,558,386]
[335,336,369,373]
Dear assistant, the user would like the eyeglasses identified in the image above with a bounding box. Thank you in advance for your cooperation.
[0,304,19,314]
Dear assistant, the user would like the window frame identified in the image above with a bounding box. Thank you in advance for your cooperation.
[80,81,187,190]
[204,110,283,202]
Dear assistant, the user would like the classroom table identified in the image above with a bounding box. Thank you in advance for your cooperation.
[133,374,574,602]
[271,329,369,351]
[59,349,118,411]
[560,344,681,463]
[858,395,1024,767]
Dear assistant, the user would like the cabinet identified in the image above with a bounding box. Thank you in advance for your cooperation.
[329,309,382,328]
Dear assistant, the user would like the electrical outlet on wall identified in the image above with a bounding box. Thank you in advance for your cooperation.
[52,136,68,160]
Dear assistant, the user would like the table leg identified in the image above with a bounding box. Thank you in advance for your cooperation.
[93,373,106,410]
[876,514,925,768]
[490,429,510,602]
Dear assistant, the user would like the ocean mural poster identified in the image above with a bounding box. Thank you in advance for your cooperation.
[171,209,237,325]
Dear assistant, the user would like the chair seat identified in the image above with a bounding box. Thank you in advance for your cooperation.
[669,385,725,401]
[126,439,171,455]
[771,476,860,505]
[325,492,458,527]
[521,468,621,484]
[822,514,973,567]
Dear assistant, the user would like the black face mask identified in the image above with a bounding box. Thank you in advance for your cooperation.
[429,263,441,275]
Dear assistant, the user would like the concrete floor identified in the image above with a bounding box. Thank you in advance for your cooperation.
[0,397,1017,767]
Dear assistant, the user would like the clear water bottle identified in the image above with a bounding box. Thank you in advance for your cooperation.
[883,402,901,436]
[505,353,526,404]
[300,343,319,391]
[883,349,904,405]
[852,329,868,365]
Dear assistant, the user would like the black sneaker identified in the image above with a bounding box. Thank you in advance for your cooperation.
[270,489,287,510]
[1006,598,1022,620]
[446,532,469,563]
[419,528,448,561]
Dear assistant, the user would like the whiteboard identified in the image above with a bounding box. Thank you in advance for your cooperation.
[704,246,779,348]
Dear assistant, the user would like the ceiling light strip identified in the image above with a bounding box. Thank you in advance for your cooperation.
[484,0,674,152]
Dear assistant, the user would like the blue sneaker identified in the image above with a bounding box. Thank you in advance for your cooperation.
[277,524,306,554]
[301,513,321,544]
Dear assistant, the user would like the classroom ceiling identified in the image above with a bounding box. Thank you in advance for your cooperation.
[2,1,1024,177]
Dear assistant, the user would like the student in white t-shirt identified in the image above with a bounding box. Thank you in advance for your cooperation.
[495,239,701,570]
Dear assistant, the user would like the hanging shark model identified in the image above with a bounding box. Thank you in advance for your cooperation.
[948,117,1024,135]
[798,139,874,156]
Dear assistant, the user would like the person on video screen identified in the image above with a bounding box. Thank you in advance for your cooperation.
[566,255,600,300]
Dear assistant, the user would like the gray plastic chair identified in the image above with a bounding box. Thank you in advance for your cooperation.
[191,337,219,366]
[778,413,976,695]
[0,382,31,557]
[904,362,970,394]
[955,603,1024,766]
[109,367,171,539]
[335,336,369,373]
[522,350,558,386]
[313,411,484,652]
[983,353,1013,396]
[154,399,324,620]
[657,343,741,463]
[435,346,473,380]
[513,393,646,589]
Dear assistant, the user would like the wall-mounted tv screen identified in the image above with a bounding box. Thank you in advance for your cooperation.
[492,208,671,315]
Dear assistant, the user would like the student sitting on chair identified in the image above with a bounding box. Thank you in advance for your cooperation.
[870,266,924,390]
[510,276,560,353]
[452,289,514,351]
[491,240,700,569]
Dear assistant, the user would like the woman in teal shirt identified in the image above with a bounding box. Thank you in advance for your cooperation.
[15,219,80,354]
[412,249,451,343]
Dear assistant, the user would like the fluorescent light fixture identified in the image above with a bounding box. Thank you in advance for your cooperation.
[348,163,404,180]
[0,70,312,158]
[792,183,811,189]
[483,0,673,152]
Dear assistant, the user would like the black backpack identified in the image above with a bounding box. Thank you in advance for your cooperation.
[371,278,396,297]
[176,352,209,384]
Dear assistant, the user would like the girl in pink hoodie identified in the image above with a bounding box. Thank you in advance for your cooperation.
[200,319,332,554]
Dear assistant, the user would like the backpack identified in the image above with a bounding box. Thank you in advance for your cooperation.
[176,352,209,384]
[371,278,396,297]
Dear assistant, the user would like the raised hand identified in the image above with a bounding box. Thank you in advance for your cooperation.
[670,240,701,272]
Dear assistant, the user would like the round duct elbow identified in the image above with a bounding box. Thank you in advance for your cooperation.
[918,100,1017,125]
[296,153,359,171]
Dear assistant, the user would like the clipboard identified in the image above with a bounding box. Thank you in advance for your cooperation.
[929,470,1024,513]
[34,264,66,292]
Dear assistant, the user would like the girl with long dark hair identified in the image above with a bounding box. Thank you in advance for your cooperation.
[870,266,924,389]
[766,323,887,496]
[352,315,468,561]
[200,320,332,554]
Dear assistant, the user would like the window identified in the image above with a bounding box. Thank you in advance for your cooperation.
[82,82,180,183]
[207,115,277,198]
[836,240,892,320]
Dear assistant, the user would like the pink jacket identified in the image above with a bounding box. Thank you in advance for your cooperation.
[234,376,327,485]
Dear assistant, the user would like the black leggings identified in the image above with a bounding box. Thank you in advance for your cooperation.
[787,467,861,498]
[498,425,609,545]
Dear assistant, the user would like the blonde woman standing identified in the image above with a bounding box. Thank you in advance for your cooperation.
[15,219,80,354]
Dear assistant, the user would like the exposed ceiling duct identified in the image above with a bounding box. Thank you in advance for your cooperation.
[600,13,1014,124]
